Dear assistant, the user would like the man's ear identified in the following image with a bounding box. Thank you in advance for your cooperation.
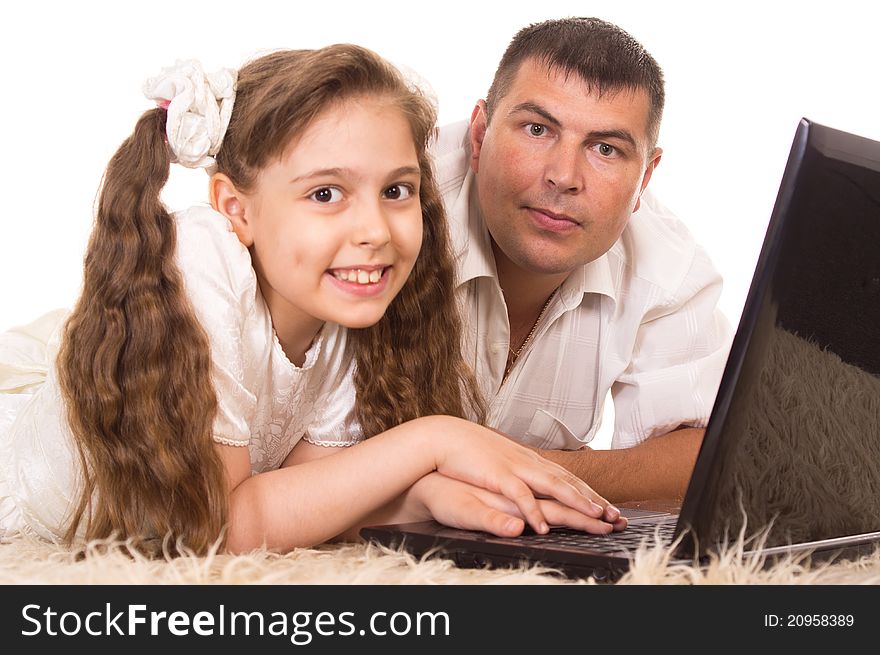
[468,100,489,175]
[210,173,253,247]
[633,147,663,213]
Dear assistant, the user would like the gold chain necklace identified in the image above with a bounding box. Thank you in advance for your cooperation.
[504,289,556,380]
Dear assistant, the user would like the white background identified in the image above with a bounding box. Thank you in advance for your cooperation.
[2,0,877,445]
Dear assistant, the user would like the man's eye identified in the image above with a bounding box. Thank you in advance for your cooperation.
[527,123,546,137]
[311,187,343,203]
[597,143,616,156]
[383,184,414,200]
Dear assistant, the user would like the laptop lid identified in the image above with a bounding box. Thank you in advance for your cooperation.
[676,117,880,556]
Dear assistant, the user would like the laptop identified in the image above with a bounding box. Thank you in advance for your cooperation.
[361,118,880,581]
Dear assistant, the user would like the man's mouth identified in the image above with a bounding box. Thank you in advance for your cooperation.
[530,207,579,225]
[525,206,582,233]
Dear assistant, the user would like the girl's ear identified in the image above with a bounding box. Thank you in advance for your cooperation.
[210,173,253,247]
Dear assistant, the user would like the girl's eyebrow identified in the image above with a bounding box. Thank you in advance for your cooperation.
[386,166,422,179]
[290,166,421,185]
[290,167,349,185]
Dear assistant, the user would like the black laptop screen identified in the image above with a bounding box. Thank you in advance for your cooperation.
[681,120,880,552]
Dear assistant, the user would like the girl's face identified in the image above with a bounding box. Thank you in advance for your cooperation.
[232,97,424,349]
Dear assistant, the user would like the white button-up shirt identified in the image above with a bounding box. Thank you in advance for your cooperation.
[433,122,732,450]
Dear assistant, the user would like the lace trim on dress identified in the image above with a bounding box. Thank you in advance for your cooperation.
[212,434,249,447]
[270,324,326,373]
[301,433,362,448]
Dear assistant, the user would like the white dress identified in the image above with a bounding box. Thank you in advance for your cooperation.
[0,205,362,542]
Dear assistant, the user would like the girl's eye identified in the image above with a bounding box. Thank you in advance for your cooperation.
[383,184,414,200]
[526,123,547,137]
[597,143,616,157]
[311,187,343,203]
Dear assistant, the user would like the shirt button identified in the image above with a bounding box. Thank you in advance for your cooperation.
[490,343,504,354]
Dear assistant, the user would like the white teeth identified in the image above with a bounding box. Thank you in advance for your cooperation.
[332,268,384,285]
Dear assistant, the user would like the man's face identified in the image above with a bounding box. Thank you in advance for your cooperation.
[469,58,662,277]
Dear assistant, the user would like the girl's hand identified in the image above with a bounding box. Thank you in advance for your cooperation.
[412,473,627,536]
[418,416,621,534]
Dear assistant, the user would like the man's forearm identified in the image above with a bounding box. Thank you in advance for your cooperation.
[537,427,705,504]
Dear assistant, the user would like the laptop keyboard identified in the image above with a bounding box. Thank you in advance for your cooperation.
[517,521,676,554]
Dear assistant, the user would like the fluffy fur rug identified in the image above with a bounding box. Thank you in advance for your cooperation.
[2,533,880,585]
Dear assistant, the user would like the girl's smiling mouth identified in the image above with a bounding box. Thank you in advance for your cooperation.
[326,265,391,295]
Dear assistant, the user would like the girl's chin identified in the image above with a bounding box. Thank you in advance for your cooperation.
[328,305,392,330]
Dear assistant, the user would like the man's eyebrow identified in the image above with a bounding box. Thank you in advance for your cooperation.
[509,102,562,128]
[587,129,638,150]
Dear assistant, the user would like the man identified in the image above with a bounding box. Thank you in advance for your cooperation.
[433,17,732,503]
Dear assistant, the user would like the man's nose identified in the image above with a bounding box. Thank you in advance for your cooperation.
[544,140,583,193]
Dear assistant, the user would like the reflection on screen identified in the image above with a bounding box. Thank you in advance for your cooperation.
[697,139,880,549]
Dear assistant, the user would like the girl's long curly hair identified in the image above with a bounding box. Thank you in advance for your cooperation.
[57,44,485,555]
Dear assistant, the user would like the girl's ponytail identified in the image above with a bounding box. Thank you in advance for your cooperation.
[57,108,226,555]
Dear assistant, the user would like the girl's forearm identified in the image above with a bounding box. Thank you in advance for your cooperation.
[331,483,429,543]
[224,416,443,552]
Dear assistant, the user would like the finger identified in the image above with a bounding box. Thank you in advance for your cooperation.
[537,500,615,535]
[610,516,628,532]
[464,486,523,515]
[604,505,622,523]
[515,467,605,519]
[495,476,550,534]
[454,495,525,537]
[479,508,525,537]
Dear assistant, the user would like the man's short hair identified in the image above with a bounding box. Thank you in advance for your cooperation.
[486,17,665,149]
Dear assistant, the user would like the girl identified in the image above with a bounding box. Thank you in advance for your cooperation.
[0,44,624,556]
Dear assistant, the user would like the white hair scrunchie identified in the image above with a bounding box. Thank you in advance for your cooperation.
[142,60,237,170]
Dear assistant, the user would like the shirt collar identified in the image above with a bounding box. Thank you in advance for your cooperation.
[560,252,617,310]
[455,175,499,285]
[456,171,618,308]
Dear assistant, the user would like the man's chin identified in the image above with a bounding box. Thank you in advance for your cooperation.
[507,246,594,277]
[490,231,597,277]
